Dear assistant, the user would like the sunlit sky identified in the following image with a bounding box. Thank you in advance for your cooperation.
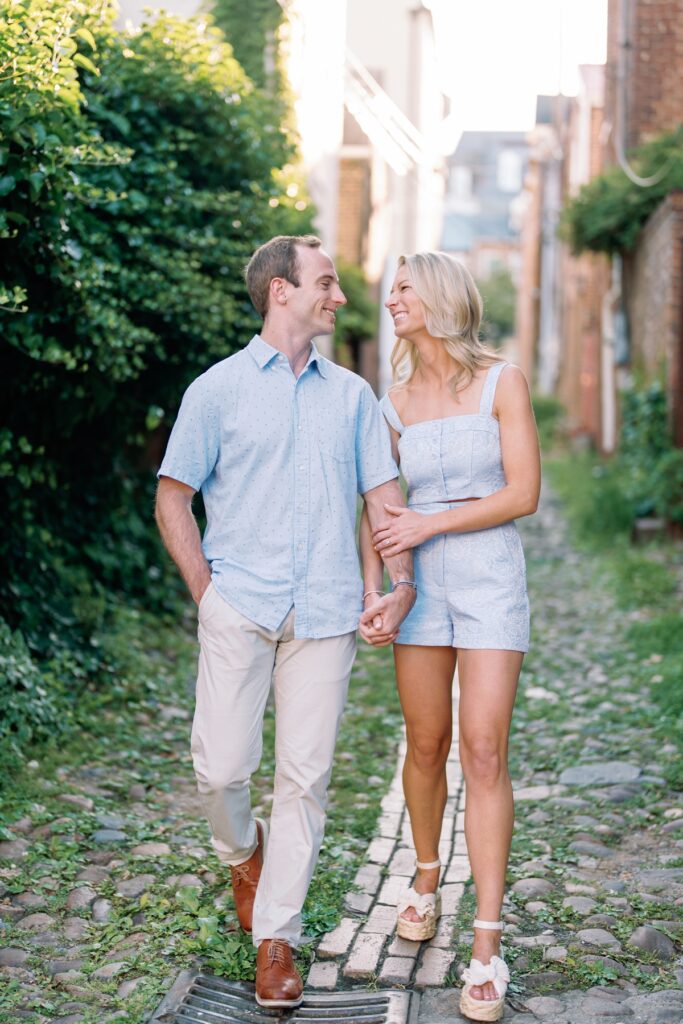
[426,0,608,131]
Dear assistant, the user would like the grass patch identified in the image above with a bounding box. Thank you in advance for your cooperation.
[608,549,677,610]
[545,454,634,546]
[544,454,682,775]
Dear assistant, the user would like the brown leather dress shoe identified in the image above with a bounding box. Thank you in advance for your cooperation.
[255,939,304,1008]
[230,817,267,932]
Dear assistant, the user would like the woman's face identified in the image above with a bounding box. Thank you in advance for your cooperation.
[385,266,427,339]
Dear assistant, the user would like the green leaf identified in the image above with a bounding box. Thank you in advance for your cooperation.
[28,172,44,199]
[0,175,15,196]
[73,53,100,76]
[74,27,97,52]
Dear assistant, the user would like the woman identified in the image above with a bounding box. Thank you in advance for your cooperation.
[360,252,540,1022]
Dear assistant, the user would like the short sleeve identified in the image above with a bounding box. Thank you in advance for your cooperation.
[157,375,220,492]
[355,383,399,494]
[379,393,405,435]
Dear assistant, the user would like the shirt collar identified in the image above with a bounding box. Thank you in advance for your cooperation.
[246,334,328,379]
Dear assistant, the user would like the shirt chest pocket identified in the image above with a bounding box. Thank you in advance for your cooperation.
[319,416,355,463]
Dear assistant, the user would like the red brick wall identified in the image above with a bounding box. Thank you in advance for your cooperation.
[625,191,683,443]
[606,0,683,151]
[336,157,371,266]
[516,160,543,385]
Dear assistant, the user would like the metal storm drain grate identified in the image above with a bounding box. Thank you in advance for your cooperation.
[148,971,417,1024]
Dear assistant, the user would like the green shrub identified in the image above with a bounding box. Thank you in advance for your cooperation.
[0,619,65,760]
[649,448,683,525]
[619,380,672,517]
[561,129,683,255]
[547,455,634,545]
[0,0,314,758]
[212,0,286,93]
[549,379,683,541]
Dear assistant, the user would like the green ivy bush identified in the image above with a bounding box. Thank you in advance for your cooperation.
[618,380,683,524]
[0,0,314,763]
[561,129,683,255]
[211,0,286,93]
[549,379,683,545]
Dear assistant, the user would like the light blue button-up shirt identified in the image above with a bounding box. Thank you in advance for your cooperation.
[159,335,398,638]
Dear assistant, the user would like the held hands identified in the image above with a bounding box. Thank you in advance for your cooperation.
[358,591,389,646]
[372,504,433,557]
[359,586,416,647]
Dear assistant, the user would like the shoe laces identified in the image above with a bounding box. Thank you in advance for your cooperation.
[232,863,253,887]
[266,940,290,967]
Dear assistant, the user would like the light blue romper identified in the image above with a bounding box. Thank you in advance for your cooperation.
[379,362,530,651]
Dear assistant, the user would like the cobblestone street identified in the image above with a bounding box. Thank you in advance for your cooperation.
[1,484,681,1023]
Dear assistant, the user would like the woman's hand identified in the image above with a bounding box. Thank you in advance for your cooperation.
[359,590,399,646]
[372,504,434,556]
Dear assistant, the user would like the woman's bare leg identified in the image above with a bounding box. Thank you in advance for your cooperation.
[394,644,457,918]
[458,648,522,1001]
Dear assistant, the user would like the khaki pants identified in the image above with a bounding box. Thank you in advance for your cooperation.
[191,582,356,946]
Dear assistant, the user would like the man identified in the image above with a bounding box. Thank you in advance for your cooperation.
[155,235,414,1008]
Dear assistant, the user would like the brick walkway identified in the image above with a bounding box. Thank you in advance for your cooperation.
[307,687,467,993]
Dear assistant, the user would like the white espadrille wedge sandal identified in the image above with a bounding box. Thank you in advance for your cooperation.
[396,859,442,941]
[459,919,510,1022]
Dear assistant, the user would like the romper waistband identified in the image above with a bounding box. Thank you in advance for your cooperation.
[408,496,482,508]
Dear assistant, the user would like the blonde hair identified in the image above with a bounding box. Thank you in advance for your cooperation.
[390,251,502,393]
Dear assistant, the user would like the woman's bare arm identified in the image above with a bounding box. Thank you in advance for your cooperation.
[155,476,211,604]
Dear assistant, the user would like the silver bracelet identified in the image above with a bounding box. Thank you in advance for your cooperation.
[363,589,384,601]
[392,580,417,592]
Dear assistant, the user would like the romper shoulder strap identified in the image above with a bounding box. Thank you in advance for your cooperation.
[379,392,405,435]
[479,362,508,417]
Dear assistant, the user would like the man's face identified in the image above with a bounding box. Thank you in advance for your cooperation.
[283,246,347,336]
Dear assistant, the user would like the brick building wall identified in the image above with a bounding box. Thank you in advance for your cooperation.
[336,157,371,265]
[606,0,683,150]
[624,190,683,444]
[516,159,543,385]
[335,152,380,391]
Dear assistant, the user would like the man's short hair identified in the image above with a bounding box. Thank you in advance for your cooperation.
[245,235,322,319]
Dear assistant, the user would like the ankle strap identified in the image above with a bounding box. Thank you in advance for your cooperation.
[473,918,504,930]
[415,858,441,870]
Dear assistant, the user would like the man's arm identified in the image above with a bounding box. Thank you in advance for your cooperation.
[155,476,211,605]
[360,478,415,644]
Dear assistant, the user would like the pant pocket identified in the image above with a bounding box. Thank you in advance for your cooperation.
[198,580,214,615]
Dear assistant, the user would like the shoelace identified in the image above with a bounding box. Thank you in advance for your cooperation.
[231,863,256,887]
[266,940,290,967]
